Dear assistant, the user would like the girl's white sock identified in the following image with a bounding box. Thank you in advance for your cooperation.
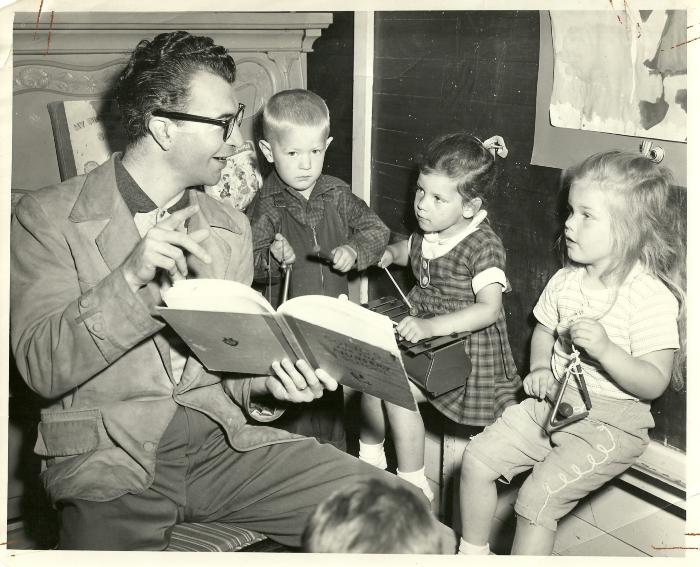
[358,440,387,470]
[458,538,490,555]
[397,467,434,503]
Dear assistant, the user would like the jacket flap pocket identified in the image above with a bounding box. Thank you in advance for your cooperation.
[35,409,101,457]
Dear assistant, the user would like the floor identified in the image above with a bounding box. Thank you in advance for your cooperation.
[6,478,686,556]
[431,406,687,558]
[442,469,687,557]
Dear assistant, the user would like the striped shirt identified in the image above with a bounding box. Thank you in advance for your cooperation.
[533,264,680,400]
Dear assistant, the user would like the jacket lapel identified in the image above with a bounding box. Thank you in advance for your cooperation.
[178,191,249,391]
[69,163,243,387]
[69,155,142,273]
[69,155,174,379]
[186,191,233,280]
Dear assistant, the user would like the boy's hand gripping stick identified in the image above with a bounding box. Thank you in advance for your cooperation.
[546,347,592,433]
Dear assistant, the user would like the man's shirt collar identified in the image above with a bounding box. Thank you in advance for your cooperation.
[115,155,189,217]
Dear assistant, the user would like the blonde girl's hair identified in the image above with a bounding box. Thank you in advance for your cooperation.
[417,132,497,204]
[565,151,686,390]
[262,89,330,141]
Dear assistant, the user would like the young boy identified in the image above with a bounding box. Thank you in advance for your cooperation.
[302,477,446,554]
[248,88,389,304]
[247,89,390,449]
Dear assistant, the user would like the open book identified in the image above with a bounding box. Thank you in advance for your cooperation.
[159,279,416,411]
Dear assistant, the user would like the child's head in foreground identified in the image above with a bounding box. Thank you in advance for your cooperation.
[302,477,444,554]
[259,89,333,195]
[414,132,499,238]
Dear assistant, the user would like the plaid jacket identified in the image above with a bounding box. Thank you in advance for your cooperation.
[247,170,389,280]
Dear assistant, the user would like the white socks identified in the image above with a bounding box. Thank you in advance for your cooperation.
[397,467,434,503]
[358,442,434,502]
[458,538,490,555]
[358,440,387,470]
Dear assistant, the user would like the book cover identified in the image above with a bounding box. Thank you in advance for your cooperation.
[159,280,416,411]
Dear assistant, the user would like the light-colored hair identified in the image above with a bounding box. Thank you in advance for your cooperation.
[302,477,443,554]
[261,89,330,141]
[564,150,686,390]
[418,132,497,204]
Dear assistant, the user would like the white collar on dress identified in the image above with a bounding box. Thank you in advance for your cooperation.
[421,210,488,259]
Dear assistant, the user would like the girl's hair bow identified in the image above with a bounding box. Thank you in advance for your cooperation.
[482,135,508,158]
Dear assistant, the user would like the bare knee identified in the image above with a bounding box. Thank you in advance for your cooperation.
[461,450,499,485]
[361,393,382,408]
[385,402,424,431]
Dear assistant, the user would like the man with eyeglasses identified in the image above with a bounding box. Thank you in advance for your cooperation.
[10,30,417,551]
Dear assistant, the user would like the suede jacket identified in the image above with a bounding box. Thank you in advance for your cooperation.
[10,155,301,504]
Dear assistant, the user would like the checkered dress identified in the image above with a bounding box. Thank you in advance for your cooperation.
[408,224,522,426]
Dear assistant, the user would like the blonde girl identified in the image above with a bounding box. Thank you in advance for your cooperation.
[459,150,685,555]
[359,132,522,501]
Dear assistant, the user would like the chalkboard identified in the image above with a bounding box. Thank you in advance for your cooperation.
[648,186,686,452]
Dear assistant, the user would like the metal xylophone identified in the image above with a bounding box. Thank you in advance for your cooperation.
[365,296,471,396]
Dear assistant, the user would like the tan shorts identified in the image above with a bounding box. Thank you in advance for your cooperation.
[465,391,653,530]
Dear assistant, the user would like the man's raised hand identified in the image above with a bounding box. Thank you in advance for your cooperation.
[122,204,212,292]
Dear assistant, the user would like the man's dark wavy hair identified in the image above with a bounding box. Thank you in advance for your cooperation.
[115,31,236,143]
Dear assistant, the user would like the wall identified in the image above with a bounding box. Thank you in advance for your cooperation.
[368,11,687,553]
[307,11,355,185]
[369,10,686,453]
[370,10,562,371]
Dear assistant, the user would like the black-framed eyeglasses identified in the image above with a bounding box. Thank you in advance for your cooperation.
[152,102,245,142]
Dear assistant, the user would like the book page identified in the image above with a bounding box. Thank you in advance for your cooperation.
[280,307,416,411]
[162,278,274,314]
[278,295,399,354]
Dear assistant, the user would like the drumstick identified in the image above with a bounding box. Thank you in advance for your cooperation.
[281,263,291,304]
[311,244,334,263]
[383,267,413,310]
